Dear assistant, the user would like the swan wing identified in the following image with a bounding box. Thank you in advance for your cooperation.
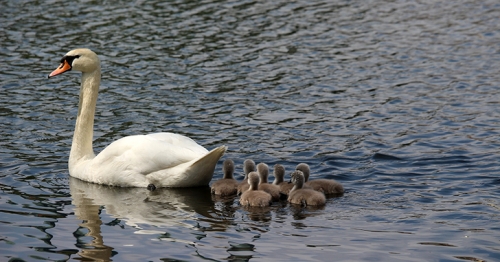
[145,132,209,155]
[93,132,208,176]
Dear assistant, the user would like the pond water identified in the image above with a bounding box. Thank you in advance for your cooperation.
[1,0,500,261]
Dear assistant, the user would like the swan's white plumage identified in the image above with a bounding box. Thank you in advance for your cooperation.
[50,48,226,187]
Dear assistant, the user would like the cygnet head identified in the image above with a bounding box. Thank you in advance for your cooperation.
[243,159,256,178]
[288,170,326,206]
[256,163,270,184]
[222,159,235,179]
[295,163,310,182]
[290,170,306,190]
[49,48,100,78]
[247,171,260,190]
[273,164,285,185]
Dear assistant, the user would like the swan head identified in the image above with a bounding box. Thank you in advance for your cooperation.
[48,48,100,78]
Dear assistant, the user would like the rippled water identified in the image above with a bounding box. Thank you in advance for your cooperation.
[1,0,500,261]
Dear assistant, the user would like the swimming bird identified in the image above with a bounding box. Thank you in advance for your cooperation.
[237,159,256,195]
[272,164,289,184]
[273,164,295,195]
[239,172,272,207]
[272,164,312,195]
[256,163,281,201]
[48,48,226,187]
[211,159,238,196]
[288,170,326,206]
[296,163,344,195]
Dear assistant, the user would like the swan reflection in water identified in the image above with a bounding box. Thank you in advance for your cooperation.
[69,177,218,261]
[69,177,332,261]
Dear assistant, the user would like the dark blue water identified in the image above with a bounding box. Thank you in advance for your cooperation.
[1,0,500,261]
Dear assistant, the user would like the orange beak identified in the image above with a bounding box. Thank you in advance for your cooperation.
[48,59,72,78]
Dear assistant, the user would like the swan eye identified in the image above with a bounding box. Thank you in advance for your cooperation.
[60,55,81,66]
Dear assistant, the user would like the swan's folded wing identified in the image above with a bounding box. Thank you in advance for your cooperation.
[145,132,209,155]
[92,133,209,176]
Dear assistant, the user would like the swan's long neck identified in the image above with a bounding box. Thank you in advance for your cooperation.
[69,67,101,168]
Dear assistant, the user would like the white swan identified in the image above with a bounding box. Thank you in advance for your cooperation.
[48,48,227,187]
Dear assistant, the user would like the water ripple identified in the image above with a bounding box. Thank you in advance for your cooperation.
[1,0,500,261]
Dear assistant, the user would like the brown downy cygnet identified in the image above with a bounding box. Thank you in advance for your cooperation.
[256,163,281,201]
[296,163,344,195]
[273,164,312,195]
[237,159,256,195]
[288,170,326,206]
[272,164,294,195]
[239,172,272,207]
[211,159,238,196]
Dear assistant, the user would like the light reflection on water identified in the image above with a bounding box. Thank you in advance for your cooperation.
[1,0,500,261]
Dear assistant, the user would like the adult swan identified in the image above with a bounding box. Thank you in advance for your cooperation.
[48,48,227,188]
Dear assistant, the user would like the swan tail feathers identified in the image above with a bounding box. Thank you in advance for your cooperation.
[188,145,227,186]
[147,145,227,187]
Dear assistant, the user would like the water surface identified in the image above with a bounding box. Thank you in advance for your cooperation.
[1,0,500,261]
